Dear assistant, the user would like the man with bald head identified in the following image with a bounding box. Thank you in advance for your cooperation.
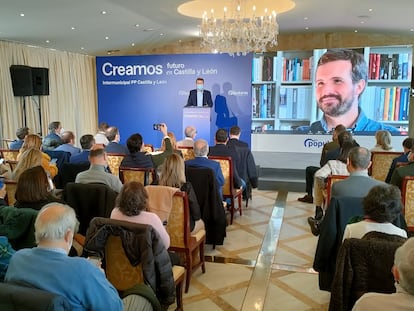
[75,144,123,192]
[5,203,123,310]
[177,125,197,147]
[185,139,224,197]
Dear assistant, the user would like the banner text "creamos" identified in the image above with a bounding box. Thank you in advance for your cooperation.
[101,62,163,76]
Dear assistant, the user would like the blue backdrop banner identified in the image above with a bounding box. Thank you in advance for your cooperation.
[96,53,253,148]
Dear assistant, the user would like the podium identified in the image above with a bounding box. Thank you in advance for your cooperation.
[183,107,214,145]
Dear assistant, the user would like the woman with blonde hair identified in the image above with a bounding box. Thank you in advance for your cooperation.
[17,134,58,178]
[11,148,42,180]
[371,130,395,152]
[159,153,204,234]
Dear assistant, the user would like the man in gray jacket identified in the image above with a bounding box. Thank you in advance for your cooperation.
[308,146,385,235]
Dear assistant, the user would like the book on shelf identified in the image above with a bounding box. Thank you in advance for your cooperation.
[252,55,275,82]
[252,84,275,119]
[278,86,311,120]
[282,57,312,82]
[369,52,411,80]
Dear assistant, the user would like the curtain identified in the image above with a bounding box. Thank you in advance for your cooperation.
[0,40,97,148]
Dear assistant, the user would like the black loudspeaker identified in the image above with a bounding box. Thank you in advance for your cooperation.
[10,65,34,96]
[32,67,49,95]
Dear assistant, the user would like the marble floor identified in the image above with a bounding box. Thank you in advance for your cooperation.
[169,189,331,311]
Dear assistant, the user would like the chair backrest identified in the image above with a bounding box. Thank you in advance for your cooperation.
[105,235,145,291]
[4,180,17,206]
[401,176,414,231]
[145,185,178,223]
[54,162,90,189]
[178,147,195,161]
[369,151,403,181]
[208,155,234,196]
[84,217,175,306]
[106,153,125,177]
[325,174,349,205]
[0,205,38,250]
[43,150,71,171]
[2,139,14,149]
[63,183,117,235]
[5,160,18,173]
[166,191,192,249]
[185,166,226,245]
[329,234,406,311]
[0,282,71,311]
[119,166,156,185]
[0,149,19,161]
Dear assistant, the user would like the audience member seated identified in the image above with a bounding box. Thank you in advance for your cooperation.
[159,153,205,235]
[148,123,174,169]
[120,133,154,169]
[70,134,95,164]
[177,125,196,147]
[351,237,414,311]
[42,121,63,151]
[390,144,414,189]
[226,126,258,200]
[75,145,123,193]
[160,131,182,157]
[105,126,128,154]
[18,134,58,178]
[308,147,384,236]
[208,128,244,190]
[370,130,395,152]
[10,148,42,181]
[298,124,346,203]
[9,127,29,150]
[54,131,81,156]
[94,121,109,146]
[14,166,65,211]
[385,137,414,183]
[309,140,354,235]
[343,184,407,240]
[186,139,224,198]
[110,181,170,249]
[4,203,123,310]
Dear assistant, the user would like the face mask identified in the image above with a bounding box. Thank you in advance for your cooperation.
[197,84,204,91]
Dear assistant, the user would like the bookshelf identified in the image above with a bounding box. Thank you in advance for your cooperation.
[362,45,412,131]
[251,45,412,133]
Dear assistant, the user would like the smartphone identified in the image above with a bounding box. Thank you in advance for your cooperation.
[153,123,162,131]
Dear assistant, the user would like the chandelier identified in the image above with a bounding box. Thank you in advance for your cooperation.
[178,0,296,56]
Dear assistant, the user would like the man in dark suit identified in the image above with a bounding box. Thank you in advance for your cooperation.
[226,126,258,200]
[70,134,95,164]
[186,77,213,107]
[104,126,128,154]
[208,128,244,189]
[385,137,414,183]
[186,139,224,197]
[390,144,414,189]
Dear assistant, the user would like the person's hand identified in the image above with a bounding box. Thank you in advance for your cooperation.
[160,123,168,136]
[0,184,6,199]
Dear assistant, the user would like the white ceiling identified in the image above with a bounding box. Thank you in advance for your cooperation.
[0,0,413,56]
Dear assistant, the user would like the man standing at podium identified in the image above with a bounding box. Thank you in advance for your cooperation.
[186,77,213,107]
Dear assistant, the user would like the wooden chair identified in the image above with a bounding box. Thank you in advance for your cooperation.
[85,218,185,311]
[4,180,17,206]
[401,176,414,232]
[0,149,19,161]
[5,160,18,173]
[119,166,156,185]
[369,151,403,181]
[208,155,243,224]
[2,139,14,149]
[178,146,195,161]
[325,174,349,207]
[106,153,125,177]
[166,191,206,293]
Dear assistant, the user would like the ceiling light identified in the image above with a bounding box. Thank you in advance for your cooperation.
[80,47,85,50]
[135,24,140,28]
[20,13,25,17]
[45,40,50,43]
[131,43,135,46]
[178,0,295,56]
[71,27,76,30]
[101,11,107,15]
[105,36,109,40]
